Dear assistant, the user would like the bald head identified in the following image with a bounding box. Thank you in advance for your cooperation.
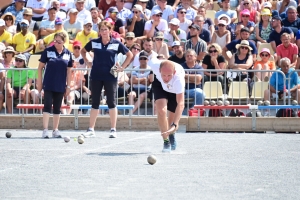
[159,60,176,83]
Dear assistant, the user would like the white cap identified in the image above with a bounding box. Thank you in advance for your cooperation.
[21,19,29,26]
[263,2,272,8]
[132,4,143,12]
[83,18,92,25]
[0,19,5,26]
[172,41,181,47]
[169,18,180,26]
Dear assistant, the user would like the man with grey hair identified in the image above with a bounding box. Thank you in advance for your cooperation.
[282,6,300,36]
[263,57,300,104]
[43,0,67,20]
[181,49,205,112]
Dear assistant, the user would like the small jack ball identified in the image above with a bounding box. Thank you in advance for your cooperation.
[147,155,157,165]
[6,132,12,138]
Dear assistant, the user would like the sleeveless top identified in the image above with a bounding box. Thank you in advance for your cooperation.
[234,53,249,65]
[256,22,272,41]
[215,32,228,49]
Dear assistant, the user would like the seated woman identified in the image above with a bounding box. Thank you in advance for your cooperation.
[152,32,169,59]
[202,43,226,87]
[211,20,231,49]
[228,40,254,81]
[236,9,255,35]
[253,48,275,82]
[254,8,272,49]
[118,43,141,78]
[5,54,33,113]
[2,46,15,68]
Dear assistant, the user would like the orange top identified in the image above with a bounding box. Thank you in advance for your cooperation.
[253,60,276,70]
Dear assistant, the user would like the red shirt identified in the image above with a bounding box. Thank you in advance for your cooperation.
[98,0,116,16]
[276,43,298,63]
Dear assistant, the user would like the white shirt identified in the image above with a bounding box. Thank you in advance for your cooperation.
[133,51,158,68]
[163,28,187,47]
[144,19,168,33]
[43,11,67,21]
[131,66,152,89]
[277,0,297,14]
[149,59,185,94]
[83,0,96,11]
[179,18,192,33]
[151,5,174,22]
[77,9,92,25]
[26,0,48,18]
[57,0,75,12]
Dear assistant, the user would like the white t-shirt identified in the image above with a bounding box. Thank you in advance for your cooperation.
[149,59,185,94]
[131,66,152,89]
[77,9,92,25]
[43,11,67,21]
[63,20,83,40]
[133,51,158,68]
[163,28,187,47]
[179,18,192,34]
[57,0,75,12]
[144,19,168,33]
[26,0,48,18]
[277,0,297,14]
[151,5,174,22]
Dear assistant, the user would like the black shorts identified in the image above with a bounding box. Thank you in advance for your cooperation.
[152,75,177,113]
[127,87,153,100]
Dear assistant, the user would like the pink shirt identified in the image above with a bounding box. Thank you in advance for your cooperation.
[239,0,261,12]
[276,43,298,63]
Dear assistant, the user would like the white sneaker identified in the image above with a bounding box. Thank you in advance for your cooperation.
[52,130,62,138]
[81,129,95,138]
[42,129,49,139]
[109,130,117,138]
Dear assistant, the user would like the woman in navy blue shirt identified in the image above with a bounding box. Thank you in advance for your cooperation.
[37,32,72,139]
[81,21,133,138]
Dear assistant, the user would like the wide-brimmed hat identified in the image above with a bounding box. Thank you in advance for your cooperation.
[3,46,15,54]
[240,9,250,17]
[1,12,16,24]
[15,54,27,67]
[235,40,253,51]
[23,8,33,16]
[261,8,272,16]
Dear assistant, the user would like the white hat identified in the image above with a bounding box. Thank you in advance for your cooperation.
[217,14,231,24]
[169,18,180,26]
[132,4,143,12]
[69,8,79,14]
[263,2,272,8]
[152,10,162,16]
[83,19,92,25]
[0,19,5,26]
[218,19,228,26]
[21,19,29,26]
[172,41,180,47]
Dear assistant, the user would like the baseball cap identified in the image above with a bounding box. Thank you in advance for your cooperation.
[132,4,143,12]
[105,18,115,25]
[83,19,92,25]
[126,32,135,38]
[177,7,187,13]
[48,7,57,11]
[172,41,180,47]
[263,2,272,8]
[76,0,85,2]
[55,18,63,25]
[139,0,149,2]
[0,19,5,26]
[73,41,82,47]
[21,19,29,26]
[240,9,250,16]
[240,27,250,33]
[139,51,148,59]
[68,8,78,13]
[108,7,119,13]
[260,48,270,55]
[169,18,180,26]
[154,31,164,39]
[188,23,200,30]
[15,0,27,2]
[152,10,163,16]
[272,15,282,21]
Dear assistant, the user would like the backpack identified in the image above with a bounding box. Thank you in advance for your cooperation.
[246,111,262,117]
[188,108,205,116]
[208,109,224,117]
[276,109,296,117]
[228,109,245,117]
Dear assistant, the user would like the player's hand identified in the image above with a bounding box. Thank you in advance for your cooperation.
[65,88,70,96]
[116,62,124,72]
[161,125,177,137]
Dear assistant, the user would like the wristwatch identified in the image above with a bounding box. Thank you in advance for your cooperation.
[171,122,177,128]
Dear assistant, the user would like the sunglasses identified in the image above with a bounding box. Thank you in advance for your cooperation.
[139,57,147,60]
[4,17,13,21]
[132,47,141,51]
[15,59,24,62]
[85,25,92,28]
[155,38,163,41]
[179,11,186,14]
[260,53,269,57]
[73,46,80,50]
[126,37,133,40]
[154,14,162,17]
[55,40,63,44]
[240,46,249,50]
[23,14,30,17]
[242,15,249,17]
[243,2,249,5]
[218,24,225,27]
[209,49,218,53]
[20,23,28,27]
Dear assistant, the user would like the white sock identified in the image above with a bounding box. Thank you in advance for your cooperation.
[111,128,116,131]
[89,128,94,131]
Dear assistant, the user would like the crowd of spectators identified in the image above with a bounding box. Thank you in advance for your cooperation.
[0,0,300,114]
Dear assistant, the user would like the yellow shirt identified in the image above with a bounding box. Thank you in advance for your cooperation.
[12,32,36,53]
[75,30,98,47]
[0,30,12,45]
[43,30,70,46]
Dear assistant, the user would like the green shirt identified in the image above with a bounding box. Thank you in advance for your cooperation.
[7,68,34,88]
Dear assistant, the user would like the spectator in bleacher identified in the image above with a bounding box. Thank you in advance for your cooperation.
[202,43,225,86]
[127,51,152,114]
[269,15,293,54]
[134,0,151,20]
[164,18,187,53]
[255,8,272,50]
[39,7,57,39]
[217,14,237,41]
[151,0,174,22]
[0,19,13,46]
[118,43,141,77]
[16,8,39,39]
[4,0,25,25]
[12,19,36,61]
[215,0,237,25]
[296,30,300,75]
[168,41,186,64]
[81,20,133,138]
[153,31,169,60]
[261,2,279,17]
[174,0,197,21]
[264,57,300,103]
[211,20,231,49]
[104,18,122,41]
[187,15,211,44]
[63,9,83,43]
[282,6,300,36]
[105,0,132,26]
[237,0,261,14]
[98,0,116,20]
[126,4,147,42]
[197,6,215,35]
[75,0,92,24]
[82,0,96,11]
[2,46,15,68]
[53,0,74,13]
[200,0,214,10]
[185,24,207,62]
[177,8,192,34]
[37,32,72,138]
[253,48,275,82]
[276,33,298,68]
[144,10,168,38]
[26,0,48,22]
[124,32,135,48]
[107,7,126,38]
[228,40,254,81]
[1,12,16,36]
[75,19,98,47]
[43,1,66,21]
[0,62,4,111]
[181,49,205,110]
[90,7,102,32]
[6,54,33,114]
[237,9,255,34]
[277,0,297,16]
[133,38,158,68]
[222,27,257,61]
[238,1,258,23]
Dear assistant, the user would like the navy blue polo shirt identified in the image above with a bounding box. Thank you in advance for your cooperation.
[226,39,257,55]
[187,28,211,43]
[282,18,300,35]
[40,46,73,93]
[84,37,129,81]
[181,62,203,89]
[268,27,293,46]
